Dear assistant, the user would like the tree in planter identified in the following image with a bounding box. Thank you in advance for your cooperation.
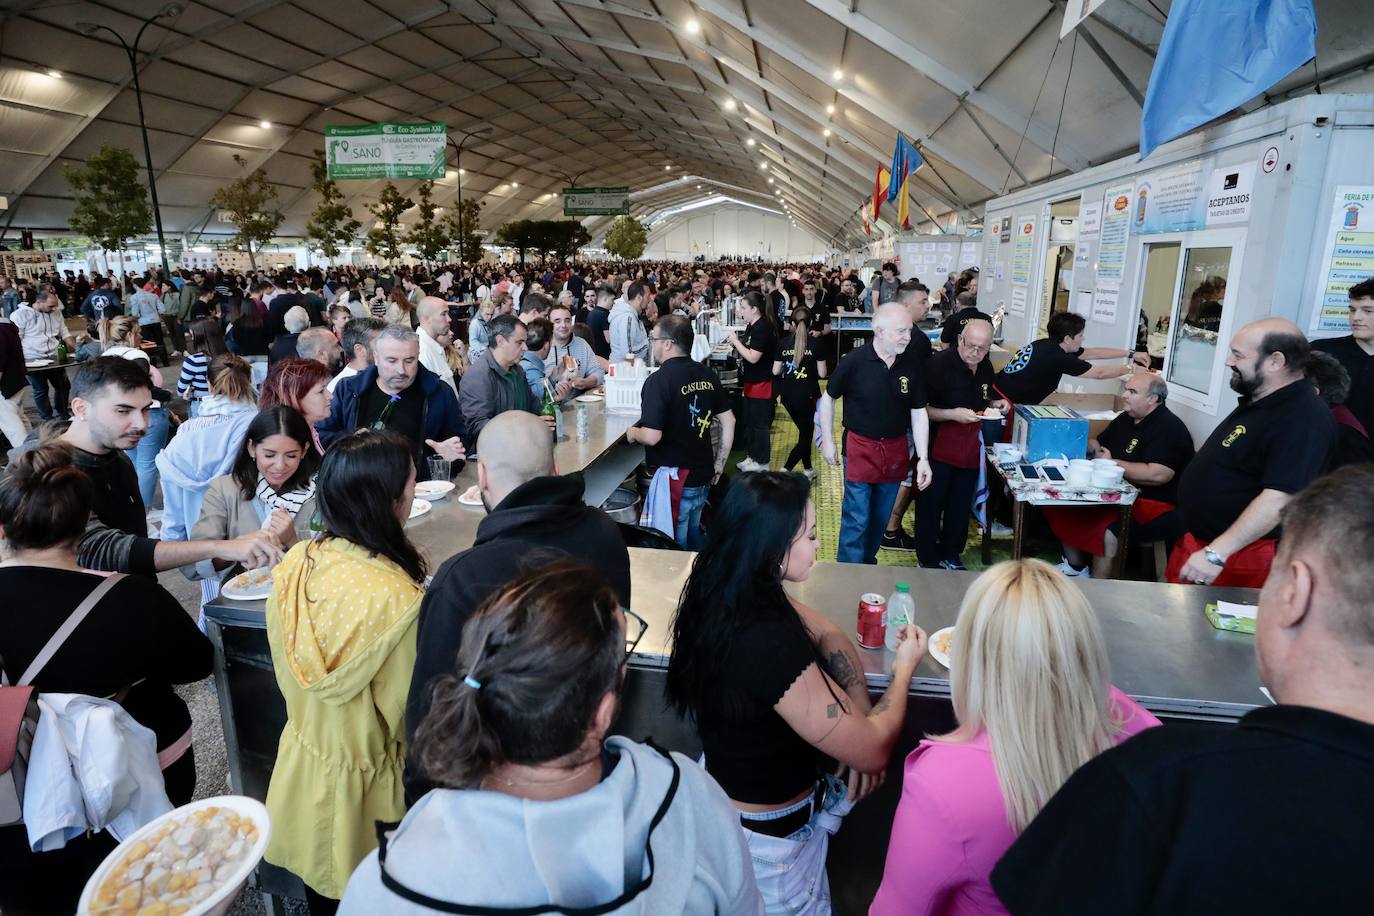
[604,215,648,261]
[546,220,592,263]
[209,155,284,270]
[305,149,361,265]
[444,197,485,264]
[366,182,414,263]
[404,181,449,264]
[63,145,153,278]
[493,219,539,265]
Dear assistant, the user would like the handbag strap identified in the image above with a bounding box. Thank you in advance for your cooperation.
[11,574,125,687]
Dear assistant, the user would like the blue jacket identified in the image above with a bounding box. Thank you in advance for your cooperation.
[318,363,465,476]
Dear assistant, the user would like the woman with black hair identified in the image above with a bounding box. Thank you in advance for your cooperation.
[340,561,762,914]
[667,471,925,914]
[724,291,778,471]
[263,428,425,914]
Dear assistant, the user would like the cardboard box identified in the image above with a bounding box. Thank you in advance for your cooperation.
[1011,404,1089,462]
[1044,392,1125,439]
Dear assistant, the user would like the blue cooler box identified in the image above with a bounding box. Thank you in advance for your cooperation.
[1011,404,1089,462]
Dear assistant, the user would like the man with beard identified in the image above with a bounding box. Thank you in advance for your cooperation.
[1168,318,1335,589]
[401,411,630,803]
[296,326,343,373]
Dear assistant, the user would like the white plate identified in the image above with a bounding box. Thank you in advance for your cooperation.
[575,394,603,403]
[221,568,274,601]
[413,480,455,500]
[928,626,955,669]
[26,358,53,368]
[457,486,484,507]
[78,795,271,916]
[409,498,432,520]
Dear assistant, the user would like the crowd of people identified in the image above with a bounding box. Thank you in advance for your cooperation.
[0,256,1371,915]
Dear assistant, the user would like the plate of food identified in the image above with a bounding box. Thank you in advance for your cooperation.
[78,795,271,916]
[457,484,484,507]
[26,358,53,368]
[221,567,273,601]
[409,498,432,520]
[928,626,955,669]
[575,393,603,403]
[413,480,455,500]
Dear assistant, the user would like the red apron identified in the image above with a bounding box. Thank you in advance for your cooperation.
[1166,532,1277,589]
[743,380,773,399]
[930,421,982,468]
[844,430,911,484]
[1044,497,1175,555]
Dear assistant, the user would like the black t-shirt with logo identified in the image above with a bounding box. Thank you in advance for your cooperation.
[1176,382,1335,541]
[1096,404,1195,504]
[739,318,777,385]
[826,342,928,440]
[774,335,822,401]
[638,357,732,486]
[940,308,994,346]
[995,337,1093,405]
[924,346,996,411]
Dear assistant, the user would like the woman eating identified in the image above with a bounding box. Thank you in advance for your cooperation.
[263,429,425,914]
[667,471,924,914]
[869,559,1160,915]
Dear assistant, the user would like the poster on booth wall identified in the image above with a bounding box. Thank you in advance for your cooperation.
[1205,162,1255,226]
[1011,215,1036,286]
[1134,160,1208,234]
[1308,185,1374,334]
[1009,285,1028,316]
[1097,182,1135,290]
[1091,287,1120,324]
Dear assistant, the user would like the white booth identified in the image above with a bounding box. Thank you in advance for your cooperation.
[979,93,1374,443]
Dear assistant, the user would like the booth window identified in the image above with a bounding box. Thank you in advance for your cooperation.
[1137,241,1235,398]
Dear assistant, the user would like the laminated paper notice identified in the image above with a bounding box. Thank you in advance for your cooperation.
[1097,183,1134,291]
[1308,185,1374,334]
[1011,215,1036,286]
[1091,287,1119,324]
[1010,286,1028,316]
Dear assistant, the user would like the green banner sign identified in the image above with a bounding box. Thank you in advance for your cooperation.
[563,187,630,216]
[325,122,447,180]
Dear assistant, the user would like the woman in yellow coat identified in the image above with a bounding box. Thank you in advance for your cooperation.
[264,429,426,912]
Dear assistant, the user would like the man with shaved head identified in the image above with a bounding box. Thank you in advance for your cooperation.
[1169,317,1336,588]
[415,295,457,395]
[402,410,631,803]
[296,326,342,373]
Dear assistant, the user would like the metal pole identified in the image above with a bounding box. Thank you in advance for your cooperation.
[455,138,465,264]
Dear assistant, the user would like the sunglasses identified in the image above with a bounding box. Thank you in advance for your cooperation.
[623,607,648,658]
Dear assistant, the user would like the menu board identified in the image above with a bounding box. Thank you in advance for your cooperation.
[0,251,55,279]
[1097,182,1135,290]
[1011,215,1036,286]
[1309,185,1374,334]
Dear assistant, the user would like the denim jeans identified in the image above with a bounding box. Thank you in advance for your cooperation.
[740,775,853,915]
[674,484,709,550]
[26,370,70,421]
[125,406,169,507]
[838,469,901,564]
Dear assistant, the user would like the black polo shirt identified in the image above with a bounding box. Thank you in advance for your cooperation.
[1096,404,1195,504]
[907,324,933,367]
[774,335,822,401]
[924,346,995,411]
[1312,335,1374,433]
[940,307,993,346]
[585,305,611,359]
[1176,381,1335,541]
[739,318,776,385]
[991,705,1374,916]
[826,341,927,440]
[638,356,731,487]
[995,337,1093,405]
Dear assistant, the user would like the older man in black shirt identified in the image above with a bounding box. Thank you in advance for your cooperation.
[820,303,931,564]
[882,280,937,552]
[992,467,1374,915]
[1170,318,1335,588]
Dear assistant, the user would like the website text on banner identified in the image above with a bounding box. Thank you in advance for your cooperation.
[325,122,447,181]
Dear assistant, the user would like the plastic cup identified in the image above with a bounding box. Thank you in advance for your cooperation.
[427,456,451,482]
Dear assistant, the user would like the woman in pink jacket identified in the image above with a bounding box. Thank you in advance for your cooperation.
[870,559,1161,915]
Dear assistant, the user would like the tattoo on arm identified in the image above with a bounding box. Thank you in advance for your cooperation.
[869,697,891,716]
[826,702,843,719]
[823,650,861,690]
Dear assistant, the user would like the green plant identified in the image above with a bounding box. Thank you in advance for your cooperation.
[209,154,284,270]
[405,181,449,264]
[604,215,647,261]
[493,219,538,264]
[63,145,152,274]
[306,149,361,264]
[366,182,414,263]
[444,197,485,264]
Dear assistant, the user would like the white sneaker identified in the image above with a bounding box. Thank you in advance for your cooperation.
[1056,559,1090,578]
[987,521,1013,538]
[803,468,817,481]
[754,463,770,472]
[736,457,760,472]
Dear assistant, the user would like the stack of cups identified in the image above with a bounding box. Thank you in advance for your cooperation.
[1067,459,1094,487]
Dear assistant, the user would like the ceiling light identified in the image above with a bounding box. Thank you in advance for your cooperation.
[759,162,768,170]
[832,69,844,80]
[664,164,672,171]
[767,177,774,184]
[457,168,465,175]
[511,181,519,187]
[823,129,831,137]
[259,120,271,128]
[724,99,737,111]
[746,137,756,147]
[46,69,63,78]
[696,184,702,189]
[826,104,835,114]
[685,18,700,34]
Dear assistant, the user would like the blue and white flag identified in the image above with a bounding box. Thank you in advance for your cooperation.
[1140,0,1316,159]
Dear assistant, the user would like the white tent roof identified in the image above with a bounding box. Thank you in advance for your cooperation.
[2,0,1371,251]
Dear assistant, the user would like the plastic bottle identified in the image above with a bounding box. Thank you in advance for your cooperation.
[576,403,589,441]
[885,581,914,651]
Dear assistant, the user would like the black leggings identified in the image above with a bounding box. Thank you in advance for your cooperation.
[742,396,775,465]
[780,394,818,470]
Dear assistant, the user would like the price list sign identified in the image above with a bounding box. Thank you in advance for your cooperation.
[1309,186,1374,334]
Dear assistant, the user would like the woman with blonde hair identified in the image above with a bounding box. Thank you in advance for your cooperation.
[385,285,417,329]
[468,296,495,356]
[870,559,1160,916]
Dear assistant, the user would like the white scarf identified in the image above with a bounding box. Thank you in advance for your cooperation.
[255,475,315,519]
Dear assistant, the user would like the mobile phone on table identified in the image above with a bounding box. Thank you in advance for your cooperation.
[1043,466,1065,482]
[1018,464,1040,480]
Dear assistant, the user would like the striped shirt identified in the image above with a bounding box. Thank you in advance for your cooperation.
[177,351,211,399]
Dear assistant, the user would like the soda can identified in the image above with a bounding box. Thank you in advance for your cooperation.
[856,593,887,649]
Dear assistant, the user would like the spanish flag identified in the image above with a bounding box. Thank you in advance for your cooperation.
[873,165,890,221]
[897,170,912,230]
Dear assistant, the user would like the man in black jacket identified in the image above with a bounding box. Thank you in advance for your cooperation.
[403,411,631,802]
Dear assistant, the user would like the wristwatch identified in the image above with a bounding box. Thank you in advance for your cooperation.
[1204,547,1227,568]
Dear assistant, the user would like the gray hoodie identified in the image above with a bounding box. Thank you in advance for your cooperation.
[340,737,763,915]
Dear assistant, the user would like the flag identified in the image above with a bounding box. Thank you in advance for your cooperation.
[872,165,890,220]
[897,170,912,230]
[863,212,871,236]
[886,135,923,202]
[1140,0,1315,159]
